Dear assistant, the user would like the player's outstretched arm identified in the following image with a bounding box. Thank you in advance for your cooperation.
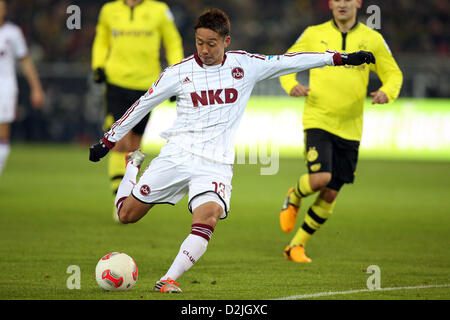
[255,50,375,82]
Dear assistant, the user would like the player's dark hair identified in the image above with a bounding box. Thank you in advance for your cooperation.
[194,8,230,38]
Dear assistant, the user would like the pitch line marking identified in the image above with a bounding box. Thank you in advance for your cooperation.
[273,283,450,300]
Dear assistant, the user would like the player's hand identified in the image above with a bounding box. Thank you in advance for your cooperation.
[30,88,45,109]
[93,68,107,84]
[89,138,115,162]
[290,84,310,97]
[370,90,389,104]
[341,51,375,65]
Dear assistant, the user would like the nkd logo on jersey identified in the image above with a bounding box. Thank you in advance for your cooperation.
[190,88,238,107]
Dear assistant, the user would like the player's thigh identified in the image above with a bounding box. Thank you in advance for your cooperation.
[318,187,339,203]
[132,151,190,206]
[104,84,146,128]
[188,160,233,220]
[125,88,150,136]
[304,129,333,174]
[103,83,122,130]
[328,135,360,191]
[0,93,16,132]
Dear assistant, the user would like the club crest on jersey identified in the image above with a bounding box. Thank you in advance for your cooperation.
[231,67,244,80]
[190,88,238,107]
[140,185,151,196]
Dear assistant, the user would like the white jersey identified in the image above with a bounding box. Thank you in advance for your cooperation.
[0,22,28,94]
[105,50,336,164]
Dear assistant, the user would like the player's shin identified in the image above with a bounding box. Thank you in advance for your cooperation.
[160,224,214,281]
[290,197,335,247]
[114,162,139,219]
[0,140,10,177]
[289,174,315,206]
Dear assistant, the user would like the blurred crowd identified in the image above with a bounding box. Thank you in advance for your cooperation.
[5,0,449,67]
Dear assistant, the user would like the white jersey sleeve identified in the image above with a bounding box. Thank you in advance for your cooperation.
[105,66,179,143]
[11,25,28,59]
[251,51,335,82]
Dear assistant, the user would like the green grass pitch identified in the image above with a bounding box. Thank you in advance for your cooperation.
[0,144,449,300]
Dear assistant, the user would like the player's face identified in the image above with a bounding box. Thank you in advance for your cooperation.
[329,0,361,22]
[195,28,231,66]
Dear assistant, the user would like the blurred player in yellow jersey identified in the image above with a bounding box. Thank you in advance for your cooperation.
[91,0,183,219]
[279,0,403,262]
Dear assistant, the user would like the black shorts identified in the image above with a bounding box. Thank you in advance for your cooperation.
[304,128,360,191]
[104,83,150,135]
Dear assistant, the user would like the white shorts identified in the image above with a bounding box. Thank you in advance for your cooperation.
[132,143,233,219]
[0,92,17,124]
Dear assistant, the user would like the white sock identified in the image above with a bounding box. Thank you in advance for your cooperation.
[114,163,139,215]
[0,141,11,177]
[161,224,214,281]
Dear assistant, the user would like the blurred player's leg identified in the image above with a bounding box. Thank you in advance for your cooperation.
[0,124,11,177]
[280,129,334,233]
[280,174,316,232]
[0,140,10,177]
[285,188,337,263]
[114,149,151,223]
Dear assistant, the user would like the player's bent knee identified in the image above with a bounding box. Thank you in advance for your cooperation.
[118,207,134,224]
[310,172,332,190]
[321,188,339,203]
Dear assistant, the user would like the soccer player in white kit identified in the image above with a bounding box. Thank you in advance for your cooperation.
[89,8,375,293]
[0,0,45,177]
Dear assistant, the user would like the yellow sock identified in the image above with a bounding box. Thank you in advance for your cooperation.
[288,174,315,206]
[108,151,128,195]
[290,196,336,247]
[289,228,313,247]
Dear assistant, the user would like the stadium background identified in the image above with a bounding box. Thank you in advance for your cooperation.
[8,0,450,160]
[1,0,449,301]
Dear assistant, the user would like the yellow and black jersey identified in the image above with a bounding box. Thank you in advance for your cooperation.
[280,20,403,141]
[92,0,184,91]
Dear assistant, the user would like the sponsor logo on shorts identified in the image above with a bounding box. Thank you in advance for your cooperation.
[306,147,319,162]
[310,163,321,172]
[140,184,151,196]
